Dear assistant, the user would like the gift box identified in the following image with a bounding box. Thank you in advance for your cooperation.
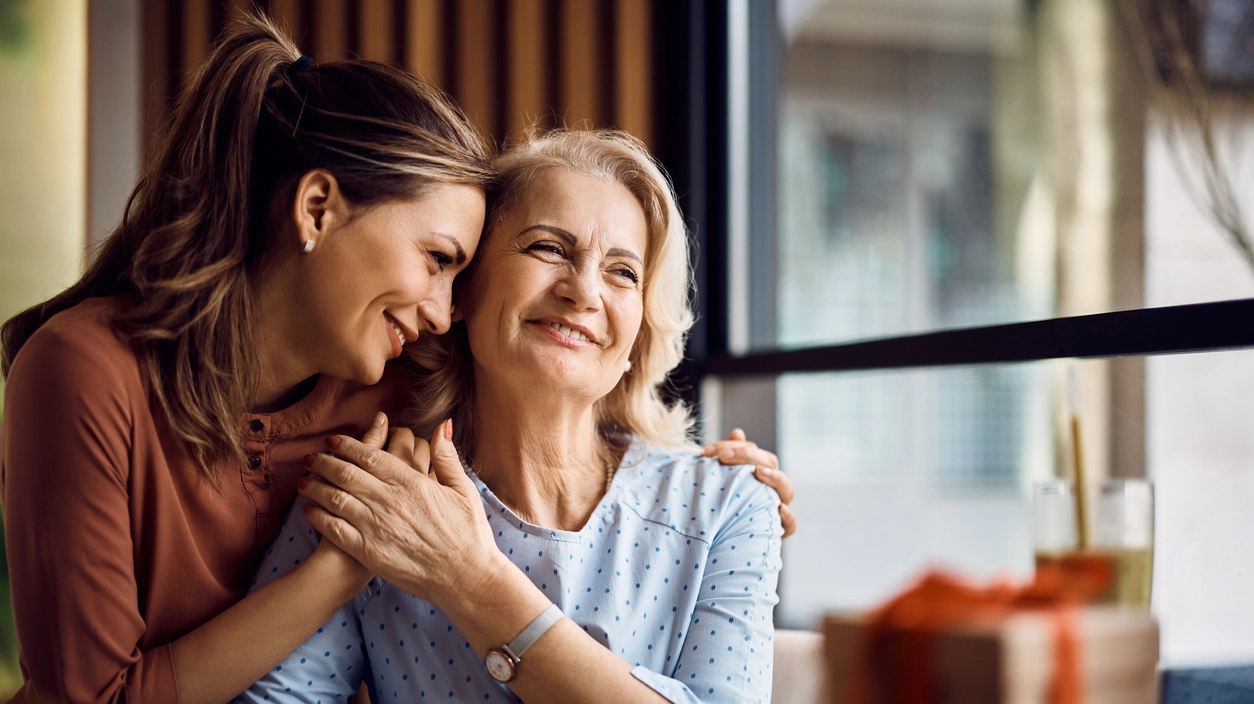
[820,561,1159,704]
[823,607,1159,704]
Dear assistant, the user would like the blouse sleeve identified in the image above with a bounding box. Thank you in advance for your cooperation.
[631,477,783,704]
[233,497,369,703]
[1,325,178,704]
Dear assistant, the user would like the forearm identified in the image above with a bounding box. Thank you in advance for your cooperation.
[171,546,371,704]
[436,557,669,704]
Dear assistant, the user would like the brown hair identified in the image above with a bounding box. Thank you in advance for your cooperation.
[0,14,493,481]
[403,129,695,462]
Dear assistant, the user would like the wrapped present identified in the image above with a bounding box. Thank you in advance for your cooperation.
[822,558,1159,704]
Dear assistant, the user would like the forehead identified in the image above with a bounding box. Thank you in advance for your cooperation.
[504,170,648,248]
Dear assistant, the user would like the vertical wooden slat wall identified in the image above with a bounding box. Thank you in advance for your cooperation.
[140,0,654,160]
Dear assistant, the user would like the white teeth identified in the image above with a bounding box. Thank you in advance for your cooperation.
[388,318,406,344]
[549,322,589,342]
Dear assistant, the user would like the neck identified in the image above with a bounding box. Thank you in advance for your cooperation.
[470,370,613,532]
[250,265,320,413]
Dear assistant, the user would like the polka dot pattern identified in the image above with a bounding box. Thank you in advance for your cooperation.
[234,439,783,704]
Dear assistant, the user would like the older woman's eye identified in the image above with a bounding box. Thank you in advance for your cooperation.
[432,251,453,271]
[614,267,640,284]
[527,242,565,257]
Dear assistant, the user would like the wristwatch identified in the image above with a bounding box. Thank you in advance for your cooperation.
[484,603,564,683]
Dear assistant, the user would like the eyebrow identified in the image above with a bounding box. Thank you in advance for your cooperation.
[519,224,643,264]
[434,233,467,265]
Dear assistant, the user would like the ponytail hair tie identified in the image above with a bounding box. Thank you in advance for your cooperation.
[290,55,314,73]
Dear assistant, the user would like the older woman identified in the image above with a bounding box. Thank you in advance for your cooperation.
[238,131,783,703]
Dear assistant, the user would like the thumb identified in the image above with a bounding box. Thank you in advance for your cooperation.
[359,412,390,449]
[428,419,471,490]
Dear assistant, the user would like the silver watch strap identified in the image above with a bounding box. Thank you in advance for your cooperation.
[502,604,563,661]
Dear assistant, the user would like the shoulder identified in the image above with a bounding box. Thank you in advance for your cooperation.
[616,441,780,544]
[6,298,142,416]
[10,297,137,383]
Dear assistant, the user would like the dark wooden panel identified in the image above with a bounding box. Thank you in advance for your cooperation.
[560,0,601,127]
[506,0,547,140]
[358,0,395,61]
[403,0,443,86]
[614,0,650,146]
[455,0,497,139]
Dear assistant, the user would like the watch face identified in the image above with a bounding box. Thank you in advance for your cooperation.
[485,649,515,683]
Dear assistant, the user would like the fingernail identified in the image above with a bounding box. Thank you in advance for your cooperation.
[375,413,387,427]
[303,454,316,467]
[325,436,341,449]
[758,466,773,477]
[719,449,734,460]
[302,502,313,513]
[702,445,714,455]
[297,476,309,490]
[444,418,454,441]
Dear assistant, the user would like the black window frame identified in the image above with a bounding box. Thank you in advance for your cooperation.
[652,0,1254,397]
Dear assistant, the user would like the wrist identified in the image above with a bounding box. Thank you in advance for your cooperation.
[306,541,373,598]
[436,553,550,653]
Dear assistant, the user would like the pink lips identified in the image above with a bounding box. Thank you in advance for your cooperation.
[383,314,404,358]
[533,320,597,348]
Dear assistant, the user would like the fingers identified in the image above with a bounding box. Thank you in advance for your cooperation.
[386,427,416,461]
[753,464,795,505]
[359,412,390,449]
[704,441,779,471]
[304,501,367,558]
[324,434,404,483]
[428,419,471,490]
[728,428,747,442]
[779,504,797,539]
[297,474,369,523]
[304,450,383,495]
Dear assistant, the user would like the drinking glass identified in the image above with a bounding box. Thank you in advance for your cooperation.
[1092,478,1155,609]
[1032,480,1078,567]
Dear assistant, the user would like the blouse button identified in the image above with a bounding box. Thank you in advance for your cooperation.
[247,455,262,470]
[249,419,265,433]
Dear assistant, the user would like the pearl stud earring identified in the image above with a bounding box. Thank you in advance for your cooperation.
[625,360,632,372]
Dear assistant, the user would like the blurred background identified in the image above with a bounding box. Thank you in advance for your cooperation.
[2,0,1254,695]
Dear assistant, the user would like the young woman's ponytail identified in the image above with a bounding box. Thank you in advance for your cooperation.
[1,14,492,482]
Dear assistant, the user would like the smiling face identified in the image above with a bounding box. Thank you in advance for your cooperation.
[460,169,648,402]
[290,180,486,386]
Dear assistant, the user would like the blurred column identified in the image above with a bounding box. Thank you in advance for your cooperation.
[88,0,142,248]
[1041,0,1147,481]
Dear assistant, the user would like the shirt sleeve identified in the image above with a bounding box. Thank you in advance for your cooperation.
[632,477,783,704]
[1,325,179,704]
[233,497,369,703]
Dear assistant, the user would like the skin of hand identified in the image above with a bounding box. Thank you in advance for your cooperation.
[701,428,797,538]
[302,419,670,704]
[168,413,388,704]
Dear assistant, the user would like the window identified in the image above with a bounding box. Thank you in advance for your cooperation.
[653,0,1254,666]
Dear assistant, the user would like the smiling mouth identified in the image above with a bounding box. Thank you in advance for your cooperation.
[385,315,409,345]
[547,321,590,342]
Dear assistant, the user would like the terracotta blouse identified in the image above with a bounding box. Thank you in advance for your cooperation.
[0,297,404,703]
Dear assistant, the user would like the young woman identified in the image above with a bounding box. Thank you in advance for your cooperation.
[0,16,790,704]
[239,130,783,703]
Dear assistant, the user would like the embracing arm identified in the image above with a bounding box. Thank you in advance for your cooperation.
[301,423,782,704]
[1,332,374,704]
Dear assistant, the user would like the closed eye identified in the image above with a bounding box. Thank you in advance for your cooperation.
[613,267,640,284]
[432,251,454,271]
[527,241,566,257]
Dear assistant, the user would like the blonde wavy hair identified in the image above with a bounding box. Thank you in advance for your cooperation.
[403,129,696,459]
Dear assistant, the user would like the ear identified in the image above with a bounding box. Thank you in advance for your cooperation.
[292,169,346,250]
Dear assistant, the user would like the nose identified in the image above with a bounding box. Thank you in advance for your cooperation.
[554,260,604,311]
[417,279,454,335]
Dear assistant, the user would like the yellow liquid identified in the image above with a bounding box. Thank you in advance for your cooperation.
[1097,547,1153,609]
[1034,548,1153,609]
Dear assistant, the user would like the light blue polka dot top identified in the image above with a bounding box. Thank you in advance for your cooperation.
[234,438,782,703]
